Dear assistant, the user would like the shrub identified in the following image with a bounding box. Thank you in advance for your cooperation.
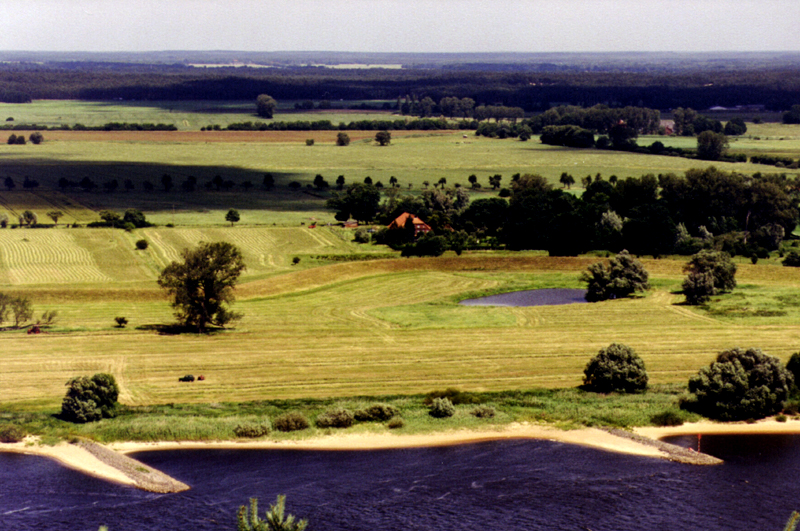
[234,421,272,438]
[424,388,480,405]
[292,256,301,265]
[387,417,405,429]
[114,316,128,328]
[336,132,350,146]
[354,404,398,422]
[353,228,371,244]
[471,405,496,418]
[315,408,354,429]
[135,239,148,250]
[429,397,455,418]
[684,347,793,421]
[273,412,310,432]
[777,414,788,423]
[61,373,119,423]
[28,131,43,144]
[650,410,684,427]
[783,251,800,267]
[305,139,315,146]
[178,374,195,382]
[583,343,648,393]
[0,424,25,443]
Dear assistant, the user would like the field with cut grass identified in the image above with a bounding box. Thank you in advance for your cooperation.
[3,236,800,413]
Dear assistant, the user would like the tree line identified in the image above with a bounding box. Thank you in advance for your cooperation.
[330,166,799,260]
[3,62,800,111]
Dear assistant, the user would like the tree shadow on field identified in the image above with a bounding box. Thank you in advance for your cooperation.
[136,324,229,335]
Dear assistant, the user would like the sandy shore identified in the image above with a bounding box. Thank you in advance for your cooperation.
[5,420,800,491]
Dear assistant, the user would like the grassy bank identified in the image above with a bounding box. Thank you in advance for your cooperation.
[0,384,700,445]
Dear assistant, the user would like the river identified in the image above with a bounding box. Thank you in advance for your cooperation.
[2,435,799,530]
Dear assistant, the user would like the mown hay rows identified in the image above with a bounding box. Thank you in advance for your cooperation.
[0,231,112,285]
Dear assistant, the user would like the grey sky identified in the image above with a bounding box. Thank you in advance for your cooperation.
[2,0,799,53]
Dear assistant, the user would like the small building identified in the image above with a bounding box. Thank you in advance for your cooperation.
[343,220,358,229]
[388,212,432,237]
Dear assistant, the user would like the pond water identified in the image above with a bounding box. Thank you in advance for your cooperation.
[2,435,800,531]
[459,288,588,307]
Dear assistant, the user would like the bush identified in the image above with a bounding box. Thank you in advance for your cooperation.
[234,421,271,438]
[471,405,496,418]
[424,388,480,405]
[783,251,800,267]
[786,352,800,387]
[353,228,371,244]
[429,397,455,418]
[354,404,398,422]
[305,139,314,146]
[273,412,310,432]
[135,239,148,250]
[60,373,119,423]
[583,343,648,393]
[315,408,354,428]
[336,132,350,146]
[0,424,25,443]
[387,417,405,429]
[684,347,793,421]
[650,410,684,427]
[114,316,128,328]
[178,374,195,382]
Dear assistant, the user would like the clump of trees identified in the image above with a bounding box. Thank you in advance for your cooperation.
[683,347,793,421]
[682,250,737,305]
[157,242,245,332]
[61,373,119,423]
[580,250,650,302]
[0,293,34,328]
[583,343,648,393]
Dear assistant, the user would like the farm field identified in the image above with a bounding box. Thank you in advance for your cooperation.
[3,232,800,411]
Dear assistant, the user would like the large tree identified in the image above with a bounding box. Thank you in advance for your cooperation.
[256,94,277,119]
[682,249,736,305]
[685,347,793,421]
[580,250,650,302]
[696,130,729,160]
[326,183,381,222]
[158,242,246,331]
[61,373,120,423]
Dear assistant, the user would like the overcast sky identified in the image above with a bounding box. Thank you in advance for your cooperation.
[2,0,799,53]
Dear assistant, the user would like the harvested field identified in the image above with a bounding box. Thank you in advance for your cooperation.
[39,130,442,143]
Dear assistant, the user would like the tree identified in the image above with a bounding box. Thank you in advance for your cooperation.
[123,209,149,228]
[580,250,650,302]
[326,183,381,222]
[696,130,729,160]
[28,131,43,144]
[375,130,391,146]
[682,250,736,304]
[684,347,793,421]
[783,104,800,124]
[336,132,350,146]
[237,496,308,531]
[61,373,120,423]
[157,242,246,332]
[559,172,575,189]
[47,210,64,226]
[4,176,15,190]
[161,173,173,192]
[99,210,121,225]
[723,118,747,136]
[19,210,37,227]
[335,175,345,190]
[583,343,648,393]
[313,174,329,190]
[256,94,277,119]
[226,209,241,226]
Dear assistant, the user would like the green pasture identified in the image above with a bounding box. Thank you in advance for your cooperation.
[2,128,799,228]
[3,241,800,412]
[0,99,399,130]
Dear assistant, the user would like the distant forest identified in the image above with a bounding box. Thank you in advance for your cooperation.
[1,51,800,110]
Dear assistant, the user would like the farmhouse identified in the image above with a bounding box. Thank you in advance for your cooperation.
[388,212,432,237]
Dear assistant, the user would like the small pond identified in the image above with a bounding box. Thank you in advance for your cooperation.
[459,288,588,307]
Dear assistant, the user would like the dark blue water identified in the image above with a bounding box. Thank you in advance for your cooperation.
[2,437,799,531]
[459,288,588,307]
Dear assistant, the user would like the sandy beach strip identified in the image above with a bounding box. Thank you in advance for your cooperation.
[635,418,800,439]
